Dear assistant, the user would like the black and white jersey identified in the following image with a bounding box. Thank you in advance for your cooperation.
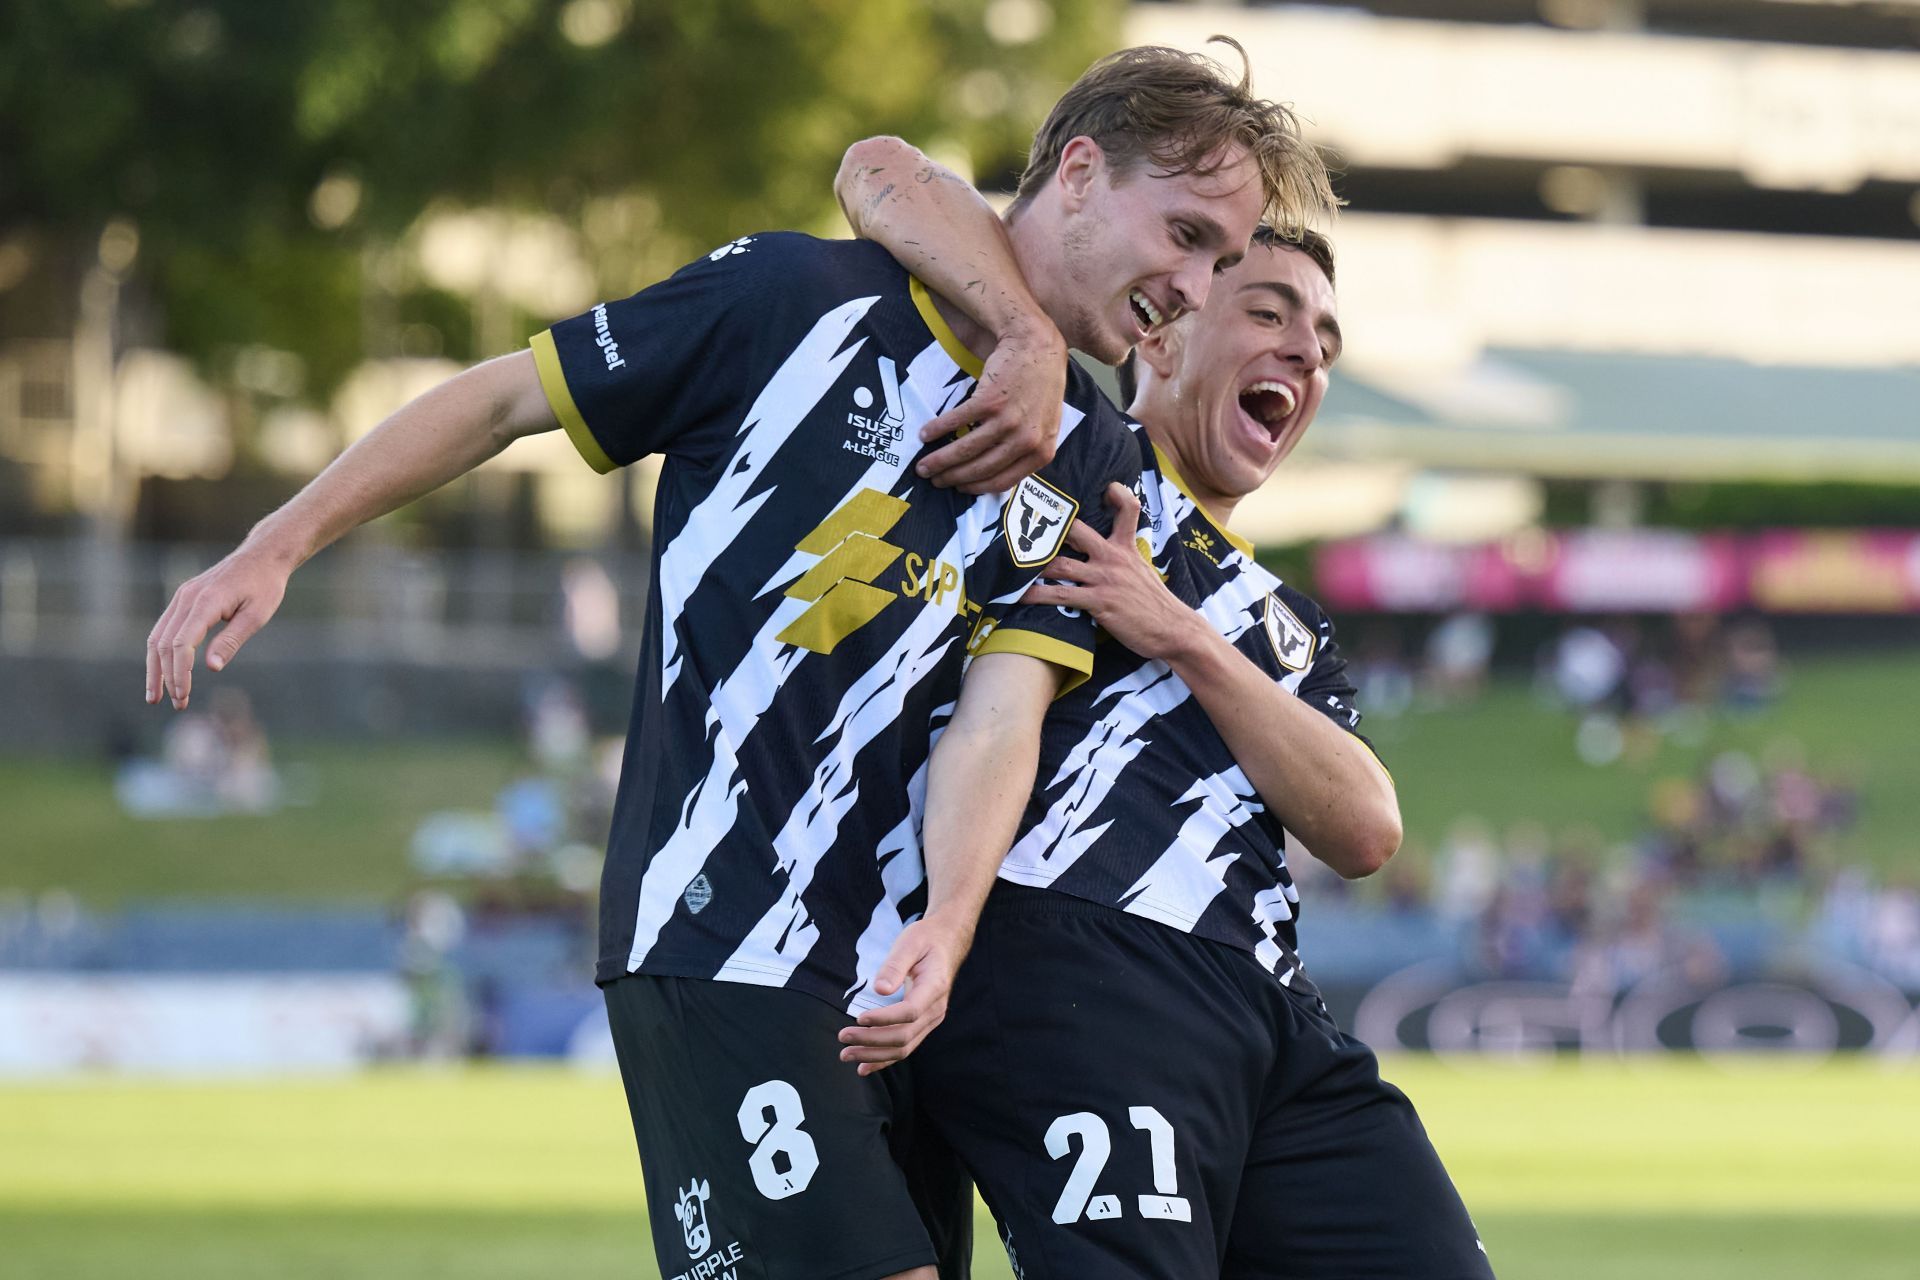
[532,233,1140,1011]
[999,442,1378,986]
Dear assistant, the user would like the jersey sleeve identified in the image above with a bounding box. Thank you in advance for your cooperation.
[972,406,1147,695]
[529,236,777,472]
[1283,586,1389,778]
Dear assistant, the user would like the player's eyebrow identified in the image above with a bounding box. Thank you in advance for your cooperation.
[1239,279,1343,360]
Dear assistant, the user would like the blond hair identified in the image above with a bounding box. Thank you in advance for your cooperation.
[1013,36,1338,238]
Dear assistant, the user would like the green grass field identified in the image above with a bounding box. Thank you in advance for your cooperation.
[3,651,1916,909]
[3,1058,1916,1279]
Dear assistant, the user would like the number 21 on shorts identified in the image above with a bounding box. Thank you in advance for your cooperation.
[737,1080,820,1200]
[1045,1105,1191,1225]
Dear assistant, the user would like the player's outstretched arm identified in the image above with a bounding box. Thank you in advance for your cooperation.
[145,350,558,710]
[835,136,1066,495]
[1023,485,1402,879]
[837,651,1059,1075]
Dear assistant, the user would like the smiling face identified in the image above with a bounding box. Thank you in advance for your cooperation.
[1133,239,1341,520]
[1043,137,1266,365]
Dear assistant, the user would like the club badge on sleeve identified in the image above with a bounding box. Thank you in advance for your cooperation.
[1004,474,1078,569]
[1264,593,1317,672]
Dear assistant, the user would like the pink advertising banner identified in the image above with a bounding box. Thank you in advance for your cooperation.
[1314,530,1920,614]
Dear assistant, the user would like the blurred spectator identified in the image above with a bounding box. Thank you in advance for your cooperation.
[1422,612,1495,704]
[1723,617,1781,711]
[114,688,281,817]
[400,890,472,1060]
[1551,624,1627,711]
[1355,627,1414,720]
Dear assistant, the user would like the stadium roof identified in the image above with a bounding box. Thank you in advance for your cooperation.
[1308,348,1920,482]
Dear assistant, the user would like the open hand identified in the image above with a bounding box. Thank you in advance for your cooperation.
[1019,482,1201,662]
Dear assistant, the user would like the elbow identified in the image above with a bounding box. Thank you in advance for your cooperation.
[1333,808,1402,881]
[835,136,911,226]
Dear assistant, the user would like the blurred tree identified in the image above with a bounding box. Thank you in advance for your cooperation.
[0,0,1121,407]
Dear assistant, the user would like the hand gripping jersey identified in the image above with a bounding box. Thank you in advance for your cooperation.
[998,441,1380,988]
[532,233,1140,1011]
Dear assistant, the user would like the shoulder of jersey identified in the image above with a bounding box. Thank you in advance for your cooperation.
[1271,581,1340,653]
[679,232,907,310]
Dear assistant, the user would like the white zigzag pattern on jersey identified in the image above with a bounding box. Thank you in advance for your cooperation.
[714,387,1100,994]
[1119,769,1266,929]
[842,742,937,1010]
[706,345,982,988]
[749,340,973,603]
[1001,496,1303,915]
[657,295,879,694]
[999,663,1184,888]
[710,595,961,987]
[1250,882,1301,980]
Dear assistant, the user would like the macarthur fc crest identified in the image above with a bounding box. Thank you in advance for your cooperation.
[1004,474,1078,569]
[1264,594,1316,672]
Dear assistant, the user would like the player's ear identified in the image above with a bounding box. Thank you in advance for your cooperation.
[1136,324,1181,381]
[1056,136,1104,211]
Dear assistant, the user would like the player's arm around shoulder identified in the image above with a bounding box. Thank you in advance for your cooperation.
[835,136,1067,495]
[838,651,1061,1075]
[145,351,555,710]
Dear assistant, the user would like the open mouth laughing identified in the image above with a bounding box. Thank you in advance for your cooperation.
[1129,288,1165,334]
[1237,379,1297,443]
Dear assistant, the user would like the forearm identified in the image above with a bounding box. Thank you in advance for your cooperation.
[918,652,1057,936]
[1162,617,1401,878]
[243,350,554,568]
[835,137,1055,344]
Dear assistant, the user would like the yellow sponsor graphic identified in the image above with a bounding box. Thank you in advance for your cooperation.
[777,489,911,655]
[776,489,986,655]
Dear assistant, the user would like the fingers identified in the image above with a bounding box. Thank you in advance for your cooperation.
[1034,554,1093,584]
[144,617,167,705]
[1019,582,1081,609]
[839,988,945,1074]
[917,423,999,482]
[1062,518,1104,555]
[917,401,985,447]
[207,601,266,673]
[1105,481,1141,546]
[163,603,223,710]
[938,440,1034,495]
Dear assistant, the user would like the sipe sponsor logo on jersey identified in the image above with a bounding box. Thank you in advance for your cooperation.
[591,303,625,370]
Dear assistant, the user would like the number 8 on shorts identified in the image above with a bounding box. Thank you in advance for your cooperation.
[737,1079,820,1200]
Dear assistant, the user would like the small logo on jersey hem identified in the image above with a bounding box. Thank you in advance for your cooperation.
[1264,594,1316,671]
[674,1179,712,1257]
[683,874,714,914]
[1005,474,1077,569]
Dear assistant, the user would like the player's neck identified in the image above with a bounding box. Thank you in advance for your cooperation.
[1138,413,1242,528]
[925,207,1058,363]
[923,289,996,365]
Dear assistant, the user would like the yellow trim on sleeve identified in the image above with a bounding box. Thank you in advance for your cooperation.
[531,329,616,475]
[909,277,985,377]
[1151,443,1256,559]
[1356,733,1394,786]
[973,627,1095,697]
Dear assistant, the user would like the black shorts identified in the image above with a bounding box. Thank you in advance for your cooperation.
[604,975,970,1280]
[914,884,1493,1280]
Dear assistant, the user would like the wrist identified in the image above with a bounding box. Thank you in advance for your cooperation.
[994,307,1064,355]
[240,514,314,572]
[1157,608,1224,670]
